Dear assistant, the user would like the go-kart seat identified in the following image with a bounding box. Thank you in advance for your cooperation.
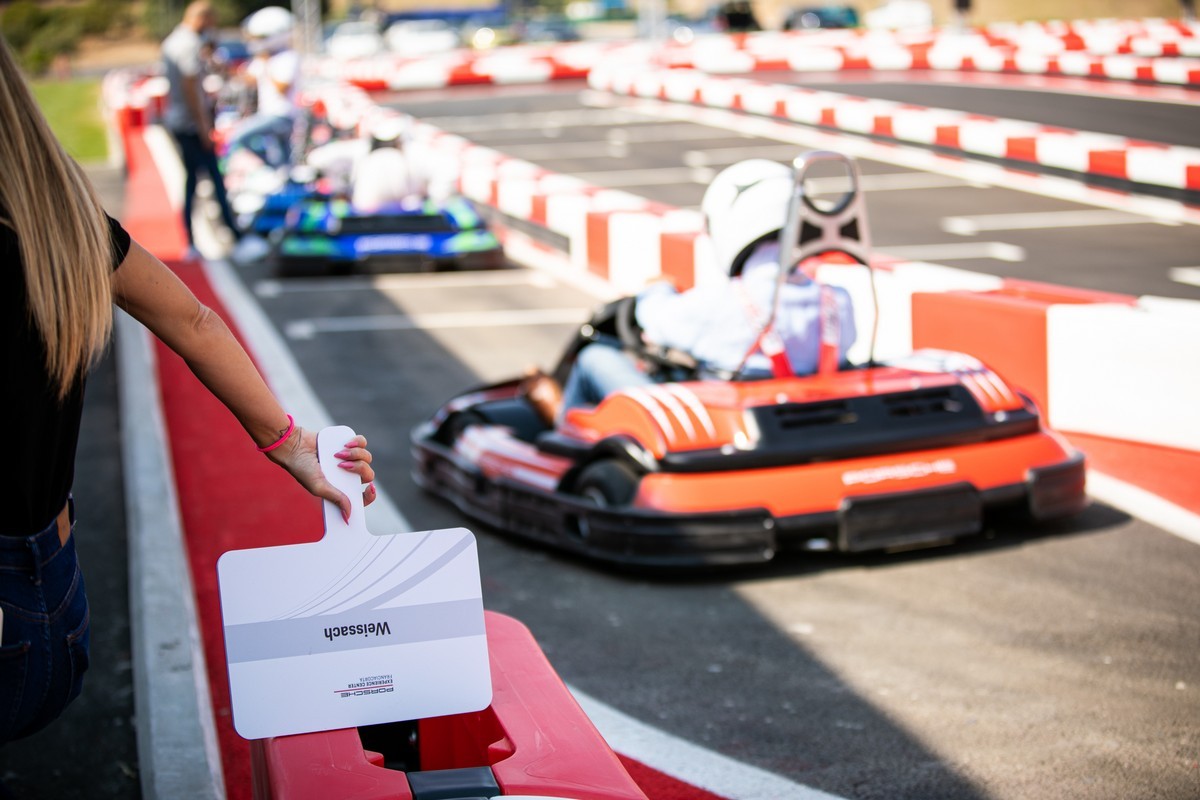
[472,396,550,443]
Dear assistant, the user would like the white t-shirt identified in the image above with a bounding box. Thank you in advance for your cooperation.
[248,49,300,118]
[351,147,424,212]
[161,25,206,133]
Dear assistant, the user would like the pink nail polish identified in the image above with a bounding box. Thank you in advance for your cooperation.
[335,450,350,459]
[338,461,354,470]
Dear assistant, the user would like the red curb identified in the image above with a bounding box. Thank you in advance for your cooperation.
[618,756,729,800]
[1065,433,1200,515]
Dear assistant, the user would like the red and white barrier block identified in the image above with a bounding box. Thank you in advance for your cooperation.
[590,66,1200,194]
[306,41,629,92]
[652,30,1200,86]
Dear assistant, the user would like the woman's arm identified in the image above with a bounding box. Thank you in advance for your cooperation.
[111,239,375,519]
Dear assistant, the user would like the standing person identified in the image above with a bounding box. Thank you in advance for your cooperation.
[350,117,427,212]
[161,0,242,258]
[953,0,972,30]
[0,32,376,746]
[226,6,302,169]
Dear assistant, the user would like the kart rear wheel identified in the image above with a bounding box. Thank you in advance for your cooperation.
[574,459,640,507]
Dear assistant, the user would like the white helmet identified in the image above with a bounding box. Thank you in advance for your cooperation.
[368,115,409,149]
[243,6,294,52]
[701,159,794,276]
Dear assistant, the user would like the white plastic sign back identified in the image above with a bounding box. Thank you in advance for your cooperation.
[216,425,491,740]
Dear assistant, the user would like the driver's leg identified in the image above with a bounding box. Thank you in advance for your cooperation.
[559,342,652,421]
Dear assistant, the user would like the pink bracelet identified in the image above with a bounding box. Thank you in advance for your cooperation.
[257,414,296,453]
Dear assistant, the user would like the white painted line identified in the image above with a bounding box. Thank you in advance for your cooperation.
[590,94,1200,227]
[817,171,978,193]
[877,242,1026,262]
[685,152,977,193]
[145,126,185,219]
[572,687,848,800]
[684,144,818,167]
[421,107,656,134]
[570,165,714,187]
[284,306,591,339]
[493,124,749,156]
[496,139,636,160]
[941,209,1179,236]
[1088,471,1200,548]
[1169,267,1200,288]
[255,270,554,297]
[495,225,622,301]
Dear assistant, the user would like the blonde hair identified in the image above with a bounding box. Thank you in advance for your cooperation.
[0,34,114,400]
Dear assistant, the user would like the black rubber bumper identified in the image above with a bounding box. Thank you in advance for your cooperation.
[413,429,1088,569]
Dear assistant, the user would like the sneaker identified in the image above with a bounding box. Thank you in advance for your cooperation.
[519,368,562,427]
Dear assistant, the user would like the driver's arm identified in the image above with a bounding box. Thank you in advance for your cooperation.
[634,282,714,353]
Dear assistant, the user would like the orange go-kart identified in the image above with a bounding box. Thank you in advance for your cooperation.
[411,151,1086,567]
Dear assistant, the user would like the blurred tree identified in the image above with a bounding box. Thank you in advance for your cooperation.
[1,0,141,72]
[144,0,271,39]
[0,1,51,52]
[23,14,84,73]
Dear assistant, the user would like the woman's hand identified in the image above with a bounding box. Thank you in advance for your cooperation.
[266,428,376,522]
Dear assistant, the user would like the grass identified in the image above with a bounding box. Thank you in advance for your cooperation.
[30,77,108,164]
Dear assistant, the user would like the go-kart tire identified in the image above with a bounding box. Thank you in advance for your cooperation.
[574,459,640,508]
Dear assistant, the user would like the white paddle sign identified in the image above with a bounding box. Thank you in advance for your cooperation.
[216,425,491,740]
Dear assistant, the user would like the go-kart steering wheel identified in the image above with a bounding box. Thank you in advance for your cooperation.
[614,296,643,351]
[614,295,699,377]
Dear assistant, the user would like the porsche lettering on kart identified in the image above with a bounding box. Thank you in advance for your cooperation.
[334,673,396,699]
[412,151,1088,568]
[842,459,958,487]
[354,233,434,254]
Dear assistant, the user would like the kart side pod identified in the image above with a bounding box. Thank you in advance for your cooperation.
[250,612,648,800]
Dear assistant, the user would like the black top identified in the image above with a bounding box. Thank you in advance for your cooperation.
[3,213,132,536]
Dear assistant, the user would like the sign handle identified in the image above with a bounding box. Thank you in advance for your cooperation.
[317,425,369,540]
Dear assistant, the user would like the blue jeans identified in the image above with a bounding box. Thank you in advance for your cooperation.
[171,130,240,246]
[225,113,297,170]
[0,503,90,743]
[560,342,653,421]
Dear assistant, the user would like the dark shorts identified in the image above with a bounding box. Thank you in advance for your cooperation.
[0,502,90,743]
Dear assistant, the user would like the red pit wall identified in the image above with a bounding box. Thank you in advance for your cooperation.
[911,279,1134,415]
